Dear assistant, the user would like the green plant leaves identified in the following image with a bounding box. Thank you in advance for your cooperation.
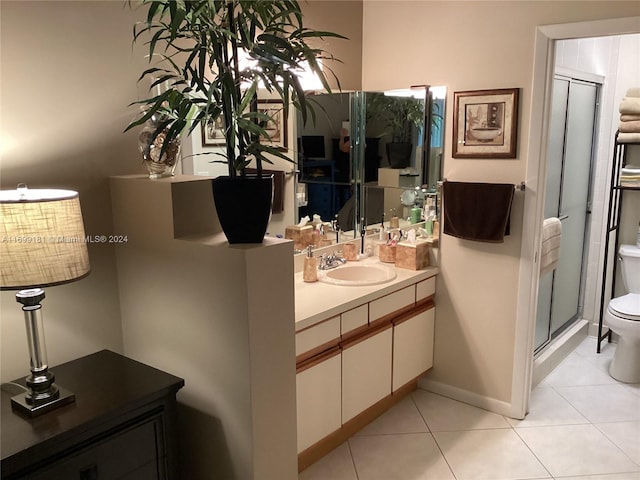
[126,0,344,177]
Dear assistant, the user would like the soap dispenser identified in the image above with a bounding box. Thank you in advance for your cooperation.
[303,245,318,283]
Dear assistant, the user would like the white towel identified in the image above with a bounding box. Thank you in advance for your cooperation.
[618,132,640,143]
[540,217,561,276]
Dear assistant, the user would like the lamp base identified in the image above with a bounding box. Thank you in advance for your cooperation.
[11,386,75,417]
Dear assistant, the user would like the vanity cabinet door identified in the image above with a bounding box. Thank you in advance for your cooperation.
[341,325,392,423]
[296,349,342,453]
[392,304,435,392]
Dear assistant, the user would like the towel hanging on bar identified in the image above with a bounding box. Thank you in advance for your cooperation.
[540,217,562,276]
[442,181,515,243]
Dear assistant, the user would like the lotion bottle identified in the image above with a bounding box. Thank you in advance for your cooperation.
[303,245,318,282]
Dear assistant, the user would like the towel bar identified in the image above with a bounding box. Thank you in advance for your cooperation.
[439,179,526,191]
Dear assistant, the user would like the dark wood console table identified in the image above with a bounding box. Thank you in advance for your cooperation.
[1,350,184,479]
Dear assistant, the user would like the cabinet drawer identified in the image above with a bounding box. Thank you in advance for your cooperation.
[416,276,436,302]
[296,352,342,453]
[296,316,340,358]
[30,414,162,480]
[369,285,415,323]
[341,304,368,337]
[392,306,435,391]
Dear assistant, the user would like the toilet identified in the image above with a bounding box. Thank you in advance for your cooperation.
[605,244,640,383]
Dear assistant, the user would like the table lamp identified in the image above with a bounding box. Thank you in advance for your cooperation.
[0,184,90,417]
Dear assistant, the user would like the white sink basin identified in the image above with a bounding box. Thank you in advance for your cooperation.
[318,263,397,286]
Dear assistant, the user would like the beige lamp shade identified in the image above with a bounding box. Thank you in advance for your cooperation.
[1,185,90,290]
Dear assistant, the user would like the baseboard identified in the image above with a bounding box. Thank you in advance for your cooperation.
[417,378,513,417]
[532,319,588,387]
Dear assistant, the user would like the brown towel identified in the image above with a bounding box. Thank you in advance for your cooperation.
[443,181,515,243]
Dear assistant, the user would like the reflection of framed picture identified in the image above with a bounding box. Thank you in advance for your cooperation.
[257,100,287,150]
[201,115,226,147]
[452,88,519,158]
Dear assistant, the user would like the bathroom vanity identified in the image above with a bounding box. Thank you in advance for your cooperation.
[294,259,438,470]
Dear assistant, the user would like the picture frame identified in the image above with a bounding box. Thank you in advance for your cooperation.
[257,100,287,150]
[452,88,519,158]
[201,115,226,147]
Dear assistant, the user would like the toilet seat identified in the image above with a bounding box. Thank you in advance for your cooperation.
[608,293,640,322]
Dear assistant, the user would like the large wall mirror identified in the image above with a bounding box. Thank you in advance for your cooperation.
[294,86,446,240]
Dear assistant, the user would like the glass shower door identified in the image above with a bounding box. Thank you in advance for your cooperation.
[535,76,598,352]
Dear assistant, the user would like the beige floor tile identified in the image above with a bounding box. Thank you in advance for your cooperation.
[356,395,429,436]
[558,473,640,479]
[433,428,550,480]
[516,424,640,477]
[555,384,640,423]
[412,389,511,432]
[544,352,619,387]
[596,421,640,465]
[298,442,357,480]
[508,386,589,427]
[349,433,455,480]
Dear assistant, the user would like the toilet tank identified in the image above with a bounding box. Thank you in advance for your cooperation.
[619,244,640,293]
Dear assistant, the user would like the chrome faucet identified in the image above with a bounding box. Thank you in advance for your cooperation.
[318,251,347,270]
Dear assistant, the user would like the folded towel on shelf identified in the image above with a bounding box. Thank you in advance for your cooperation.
[620,180,640,187]
[619,97,640,115]
[617,132,640,143]
[626,87,640,98]
[619,120,640,133]
[540,217,562,276]
[442,181,515,243]
[620,114,640,122]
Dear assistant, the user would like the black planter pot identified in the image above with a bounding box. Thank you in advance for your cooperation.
[386,142,412,169]
[212,175,273,244]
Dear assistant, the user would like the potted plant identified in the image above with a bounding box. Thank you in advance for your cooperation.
[125,0,344,243]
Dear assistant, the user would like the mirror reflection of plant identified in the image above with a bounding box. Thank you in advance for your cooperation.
[125,0,345,178]
[366,93,425,144]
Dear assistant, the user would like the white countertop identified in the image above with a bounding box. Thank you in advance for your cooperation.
[294,256,438,331]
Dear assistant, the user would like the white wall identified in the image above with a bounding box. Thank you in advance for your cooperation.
[361,1,640,408]
[0,1,149,381]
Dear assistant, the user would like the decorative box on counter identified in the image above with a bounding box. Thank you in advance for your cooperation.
[285,225,314,251]
[395,240,430,270]
[378,244,397,263]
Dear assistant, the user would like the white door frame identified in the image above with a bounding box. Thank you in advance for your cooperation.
[510,16,640,420]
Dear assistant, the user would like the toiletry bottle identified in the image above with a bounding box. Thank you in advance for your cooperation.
[303,245,318,283]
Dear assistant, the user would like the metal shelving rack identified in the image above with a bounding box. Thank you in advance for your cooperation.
[597,131,640,353]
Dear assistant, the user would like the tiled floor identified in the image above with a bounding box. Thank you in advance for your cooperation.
[299,336,640,480]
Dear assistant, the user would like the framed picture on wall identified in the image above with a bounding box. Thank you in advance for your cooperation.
[257,100,287,150]
[201,115,226,147]
[452,88,519,158]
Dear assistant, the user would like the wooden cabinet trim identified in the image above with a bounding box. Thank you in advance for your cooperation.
[296,345,341,373]
[296,339,341,368]
[340,321,392,350]
[392,301,434,327]
[416,295,435,309]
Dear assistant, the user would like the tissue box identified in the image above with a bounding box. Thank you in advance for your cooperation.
[395,241,430,270]
[285,225,314,251]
